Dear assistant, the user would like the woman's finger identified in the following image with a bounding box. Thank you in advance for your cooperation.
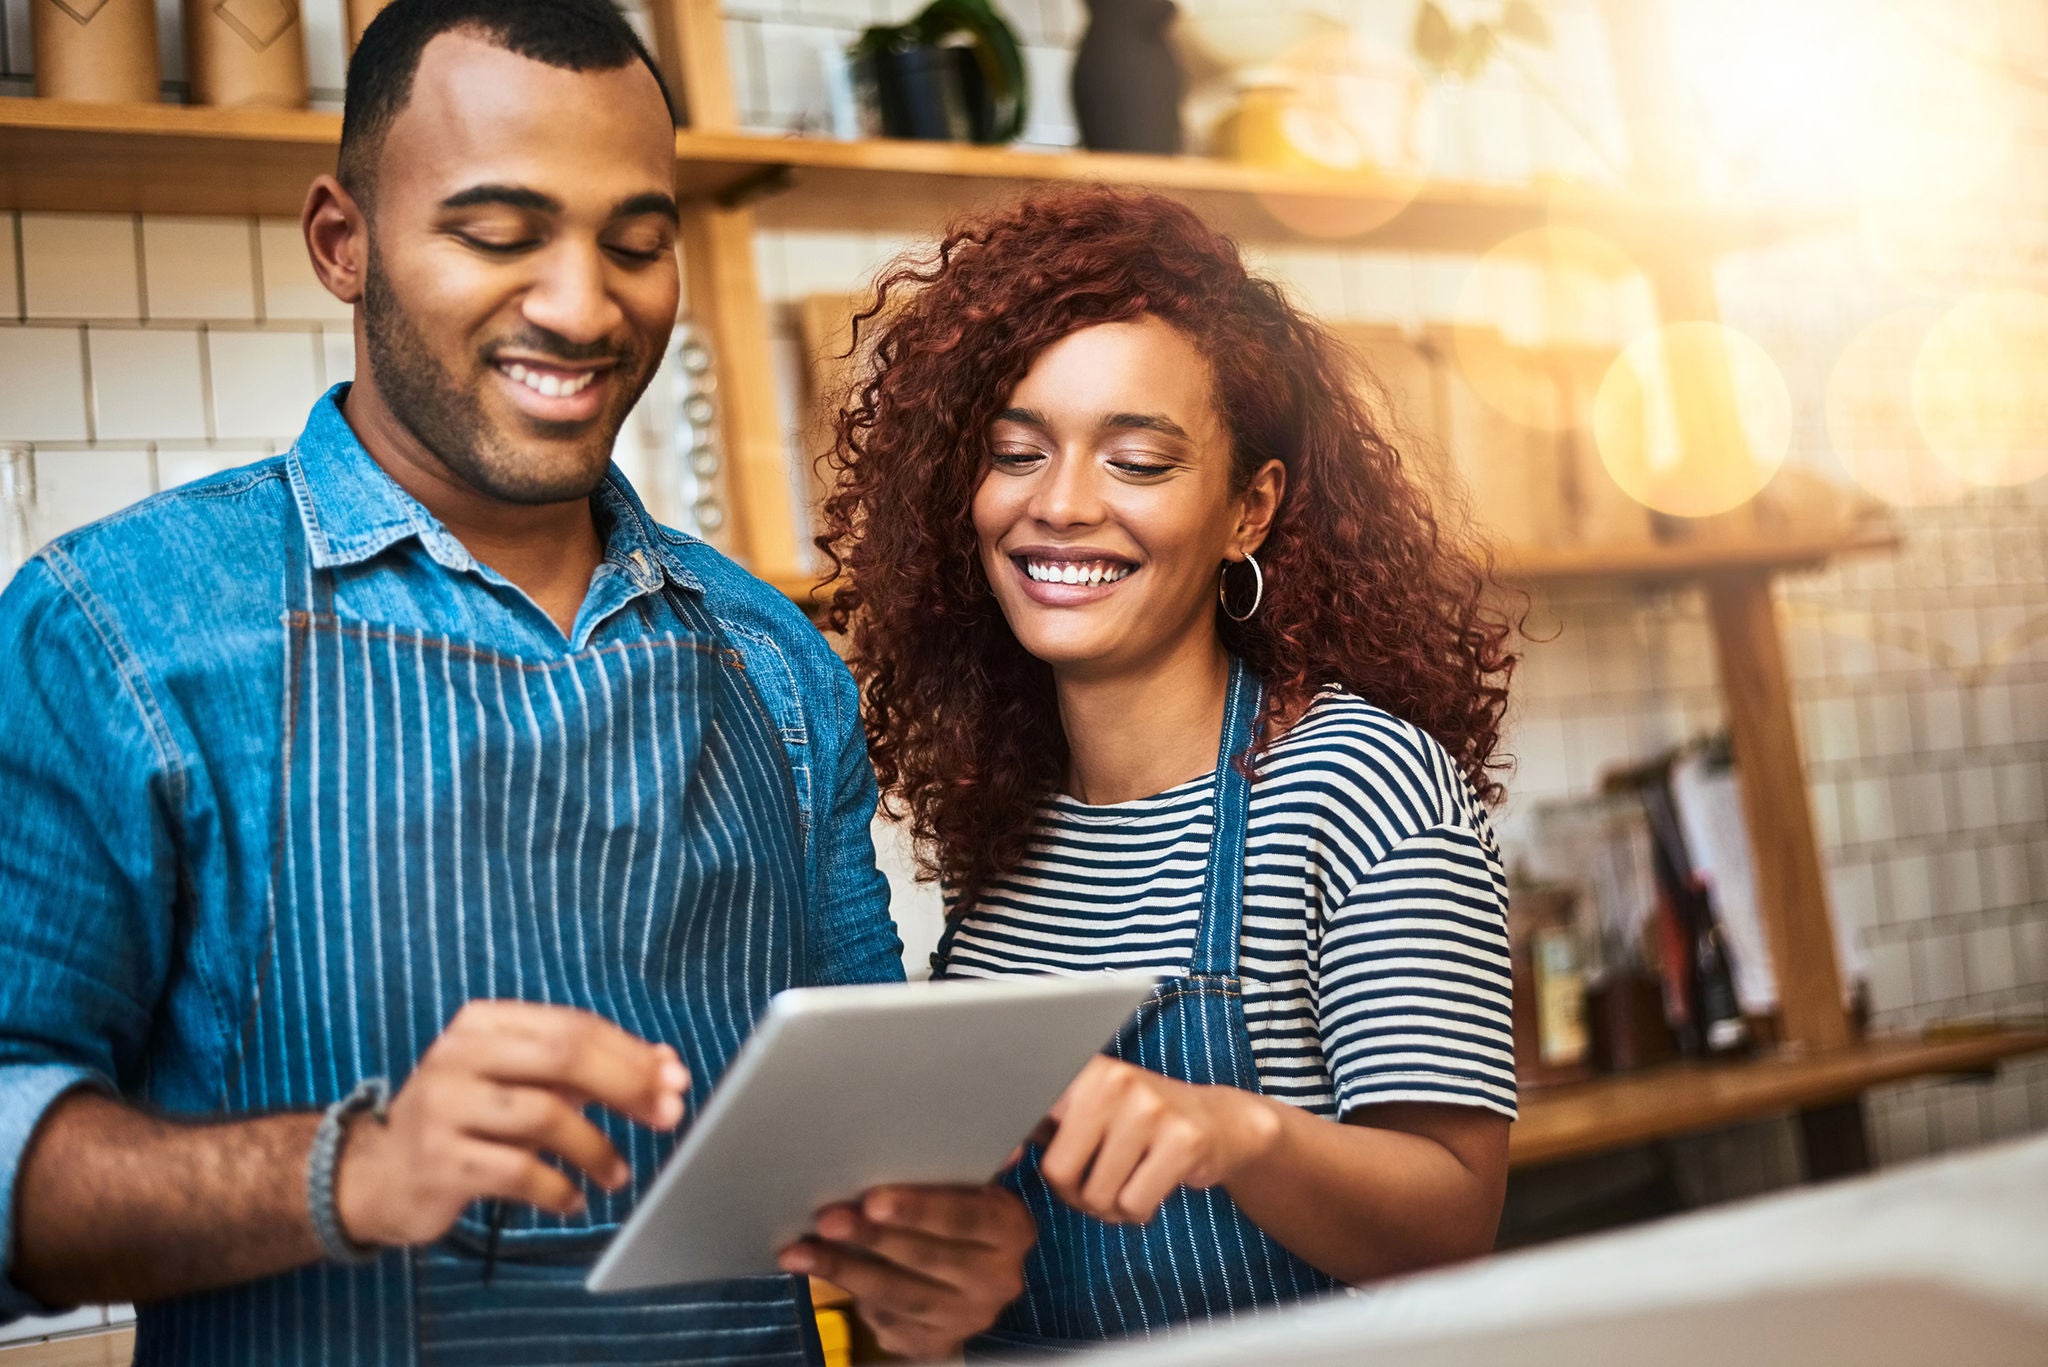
[1114,1127,1202,1223]
[1075,1106,1156,1221]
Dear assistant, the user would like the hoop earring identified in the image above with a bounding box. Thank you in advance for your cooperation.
[1220,553,1263,622]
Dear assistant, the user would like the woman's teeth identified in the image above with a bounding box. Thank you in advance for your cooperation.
[1024,559,1133,586]
[500,362,598,399]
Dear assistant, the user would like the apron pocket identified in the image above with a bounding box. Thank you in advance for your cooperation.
[413,1241,818,1367]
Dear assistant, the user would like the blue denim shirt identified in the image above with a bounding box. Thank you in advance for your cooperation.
[0,386,902,1316]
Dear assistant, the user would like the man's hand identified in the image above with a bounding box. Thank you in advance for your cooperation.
[335,1000,688,1248]
[1037,1056,1281,1225]
[778,1185,1035,1361]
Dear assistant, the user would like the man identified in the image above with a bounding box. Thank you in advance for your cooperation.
[0,2,1030,1360]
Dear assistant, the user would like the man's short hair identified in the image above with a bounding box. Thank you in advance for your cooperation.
[338,0,679,203]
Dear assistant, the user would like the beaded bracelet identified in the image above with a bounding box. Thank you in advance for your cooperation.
[307,1077,390,1265]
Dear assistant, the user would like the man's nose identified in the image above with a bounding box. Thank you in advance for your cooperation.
[521,242,627,346]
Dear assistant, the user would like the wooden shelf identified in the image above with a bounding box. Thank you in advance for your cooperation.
[0,98,1842,258]
[0,98,339,217]
[1495,524,1902,586]
[767,525,1899,610]
[1510,1027,2048,1167]
[674,130,1844,255]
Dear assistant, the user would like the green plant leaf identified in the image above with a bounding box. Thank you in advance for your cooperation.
[1414,1,1459,72]
[1502,0,1552,47]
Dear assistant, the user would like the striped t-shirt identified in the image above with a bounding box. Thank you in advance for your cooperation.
[943,689,1517,1120]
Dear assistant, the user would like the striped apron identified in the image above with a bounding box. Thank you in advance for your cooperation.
[935,657,1341,1354]
[135,509,823,1365]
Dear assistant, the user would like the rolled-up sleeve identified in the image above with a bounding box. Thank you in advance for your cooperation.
[0,555,177,1316]
[805,659,904,986]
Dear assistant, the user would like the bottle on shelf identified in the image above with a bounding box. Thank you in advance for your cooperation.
[1508,877,1594,1087]
[30,0,161,104]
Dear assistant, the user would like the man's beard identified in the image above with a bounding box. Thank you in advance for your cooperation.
[360,244,654,507]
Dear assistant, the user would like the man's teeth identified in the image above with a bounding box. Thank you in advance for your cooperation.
[1024,559,1133,586]
[501,362,598,399]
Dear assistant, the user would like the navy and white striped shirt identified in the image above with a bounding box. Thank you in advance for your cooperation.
[945,689,1517,1120]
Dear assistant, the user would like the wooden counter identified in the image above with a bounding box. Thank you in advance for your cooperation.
[1511,1027,2048,1168]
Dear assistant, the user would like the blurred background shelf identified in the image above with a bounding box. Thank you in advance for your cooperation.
[1511,1028,2048,1168]
[0,98,1840,257]
[767,525,1901,610]
[668,129,1843,254]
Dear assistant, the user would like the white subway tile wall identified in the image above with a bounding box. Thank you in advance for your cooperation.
[0,323,89,441]
[87,327,209,440]
[36,448,156,541]
[207,327,327,441]
[140,217,259,321]
[20,213,142,320]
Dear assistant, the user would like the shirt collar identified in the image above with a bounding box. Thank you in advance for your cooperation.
[285,384,704,595]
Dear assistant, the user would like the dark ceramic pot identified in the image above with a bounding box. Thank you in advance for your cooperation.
[1071,0,1183,154]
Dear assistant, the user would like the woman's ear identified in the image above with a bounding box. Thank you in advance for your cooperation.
[1232,458,1287,558]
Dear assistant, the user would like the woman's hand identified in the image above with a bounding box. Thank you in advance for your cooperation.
[1036,1057,1282,1224]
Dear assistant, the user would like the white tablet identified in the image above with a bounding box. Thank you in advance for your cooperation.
[587,971,1160,1292]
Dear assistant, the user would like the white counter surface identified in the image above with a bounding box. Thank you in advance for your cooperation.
[1071,1132,2048,1367]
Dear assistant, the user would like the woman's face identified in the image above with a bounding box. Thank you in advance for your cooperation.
[972,317,1279,682]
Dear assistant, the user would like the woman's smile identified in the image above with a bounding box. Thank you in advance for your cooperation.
[1010,547,1141,605]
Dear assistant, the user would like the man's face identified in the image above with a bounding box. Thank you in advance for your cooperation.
[360,33,681,505]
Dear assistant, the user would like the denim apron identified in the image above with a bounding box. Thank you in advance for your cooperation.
[934,658,1340,1354]
[135,492,823,1366]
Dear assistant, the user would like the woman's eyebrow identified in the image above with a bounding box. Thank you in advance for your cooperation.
[1102,412,1190,440]
[994,406,1050,427]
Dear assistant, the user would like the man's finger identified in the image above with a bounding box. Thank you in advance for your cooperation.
[778,1238,950,1327]
[462,1139,586,1217]
[812,1207,984,1294]
[448,1002,687,1129]
[860,1185,1029,1248]
[456,1078,631,1190]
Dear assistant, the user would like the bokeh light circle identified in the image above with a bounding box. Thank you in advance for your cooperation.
[1823,307,1969,507]
[1449,226,1640,432]
[1593,322,1792,518]
[1911,289,2048,489]
[1248,33,1437,241]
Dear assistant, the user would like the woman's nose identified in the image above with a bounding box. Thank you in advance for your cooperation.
[1026,452,1105,529]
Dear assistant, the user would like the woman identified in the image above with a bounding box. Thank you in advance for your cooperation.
[816,187,1519,1350]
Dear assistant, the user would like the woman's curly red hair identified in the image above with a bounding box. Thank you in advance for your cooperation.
[818,186,1518,905]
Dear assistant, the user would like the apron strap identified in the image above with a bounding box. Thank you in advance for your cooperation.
[1193,656,1260,979]
[932,656,1263,980]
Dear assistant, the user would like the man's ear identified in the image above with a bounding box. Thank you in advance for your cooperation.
[302,174,369,307]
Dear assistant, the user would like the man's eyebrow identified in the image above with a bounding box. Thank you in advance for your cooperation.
[1103,412,1190,440]
[613,191,681,225]
[439,184,561,214]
